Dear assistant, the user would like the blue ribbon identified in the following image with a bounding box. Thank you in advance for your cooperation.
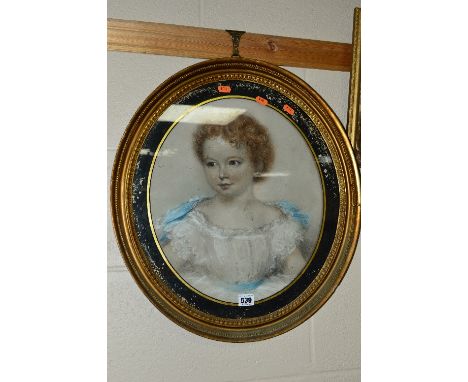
[158,197,310,245]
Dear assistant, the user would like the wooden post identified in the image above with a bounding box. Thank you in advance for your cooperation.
[346,8,361,167]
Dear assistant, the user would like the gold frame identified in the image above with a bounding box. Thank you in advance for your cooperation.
[347,7,361,168]
[111,57,360,342]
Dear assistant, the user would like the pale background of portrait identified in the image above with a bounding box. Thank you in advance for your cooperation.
[108,1,361,381]
[150,98,324,258]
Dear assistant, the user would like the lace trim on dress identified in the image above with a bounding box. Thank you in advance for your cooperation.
[156,197,309,267]
[166,209,304,267]
[187,209,289,238]
[164,217,197,263]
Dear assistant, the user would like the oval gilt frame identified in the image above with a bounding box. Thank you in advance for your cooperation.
[111,57,360,342]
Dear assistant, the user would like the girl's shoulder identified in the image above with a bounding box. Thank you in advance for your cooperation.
[253,201,284,223]
[267,200,310,229]
[160,196,205,225]
[157,196,206,244]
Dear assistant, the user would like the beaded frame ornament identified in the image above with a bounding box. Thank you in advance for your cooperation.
[111,57,360,342]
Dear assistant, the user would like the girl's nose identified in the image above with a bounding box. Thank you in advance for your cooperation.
[218,165,227,179]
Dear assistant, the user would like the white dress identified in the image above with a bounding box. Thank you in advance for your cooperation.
[157,198,309,303]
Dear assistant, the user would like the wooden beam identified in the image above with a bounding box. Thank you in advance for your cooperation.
[108,18,352,72]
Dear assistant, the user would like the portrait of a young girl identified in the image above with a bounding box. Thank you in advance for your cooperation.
[151,99,323,303]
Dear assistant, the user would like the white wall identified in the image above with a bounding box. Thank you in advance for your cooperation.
[108,1,361,381]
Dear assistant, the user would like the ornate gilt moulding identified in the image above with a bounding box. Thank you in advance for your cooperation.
[111,57,360,342]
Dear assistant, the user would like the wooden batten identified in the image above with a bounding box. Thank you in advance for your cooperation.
[108,18,352,72]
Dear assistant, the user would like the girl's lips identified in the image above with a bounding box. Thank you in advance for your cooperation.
[218,183,232,190]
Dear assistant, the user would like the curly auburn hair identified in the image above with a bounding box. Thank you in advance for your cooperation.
[193,114,274,182]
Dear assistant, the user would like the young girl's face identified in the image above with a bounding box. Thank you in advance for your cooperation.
[202,136,255,198]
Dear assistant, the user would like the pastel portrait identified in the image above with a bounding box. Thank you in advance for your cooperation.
[150,98,324,303]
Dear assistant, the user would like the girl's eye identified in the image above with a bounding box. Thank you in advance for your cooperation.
[229,160,241,166]
[205,161,216,167]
